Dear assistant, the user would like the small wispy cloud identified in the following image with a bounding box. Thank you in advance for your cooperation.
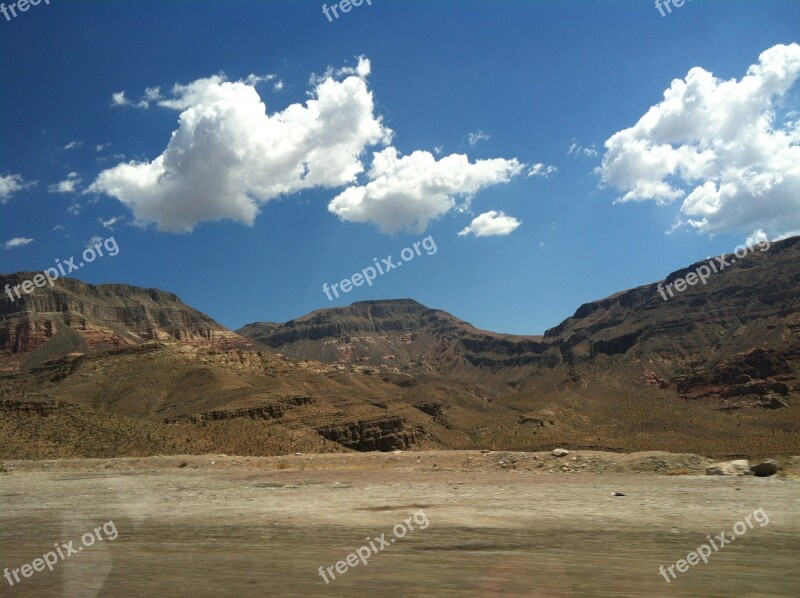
[100,216,124,230]
[4,237,34,250]
[111,91,130,106]
[0,174,35,204]
[85,234,104,250]
[468,130,490,146]
[528,163,558,178]
[567,140,598,158]
[64,140,83,151]
[49,172,82,194]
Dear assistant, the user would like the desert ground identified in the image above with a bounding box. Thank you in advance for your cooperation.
[1,450,799,597]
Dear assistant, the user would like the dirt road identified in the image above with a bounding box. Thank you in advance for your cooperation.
[1,451,798,597]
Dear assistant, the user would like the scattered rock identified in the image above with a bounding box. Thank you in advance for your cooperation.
[706,459,751,476]
[751,460,779,477]
[611,492,625,497]
[760,394,788,409]
[552,449,570,458]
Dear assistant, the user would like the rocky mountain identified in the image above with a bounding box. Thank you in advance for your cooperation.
[2,236,799,459]
[239,237,800,403]
[238,299,553,384]
[0,272,250,371]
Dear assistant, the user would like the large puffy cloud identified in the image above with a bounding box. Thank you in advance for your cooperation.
[89,58,391,232]
[91,58,524,235]
[598,43,800,239]
[328,147,523,233]
[458,210,521,237]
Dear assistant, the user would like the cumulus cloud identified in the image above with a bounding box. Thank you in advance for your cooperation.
[458,210,521,237]
[328,147,523,233]
[0,174,33,203]
[4,237,34,249]
[90,57,522,235]
[49,172,81,194]
[598,43,800,239]
[528,163,558,177]
[89,58,391,232]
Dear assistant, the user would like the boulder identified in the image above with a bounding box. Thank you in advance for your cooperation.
[706,459,752,476]
[552,448,570,458]
[751,460,779,477]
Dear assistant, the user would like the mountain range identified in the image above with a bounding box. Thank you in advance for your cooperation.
[2,236,798,459]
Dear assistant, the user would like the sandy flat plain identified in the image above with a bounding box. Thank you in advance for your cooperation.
[1,451,798,597]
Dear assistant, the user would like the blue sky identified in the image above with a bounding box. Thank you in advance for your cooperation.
[1,0,799,334]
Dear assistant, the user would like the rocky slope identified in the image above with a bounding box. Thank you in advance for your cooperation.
[240,237,800,404]
[0,272,250,371]
[238,299,552,383]
[2,237,799,459]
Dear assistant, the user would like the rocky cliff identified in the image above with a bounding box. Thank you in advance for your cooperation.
[0,272,250,371]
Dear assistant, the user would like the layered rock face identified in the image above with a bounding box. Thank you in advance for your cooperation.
[0,273,250,370]
[240,237,800,402]
[238,299,552,376]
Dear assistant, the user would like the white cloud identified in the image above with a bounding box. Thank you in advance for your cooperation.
[328,147,523,234]
[568,140,598,158]
[100,216,123,229]
[85,235,104,250]
[458,210,521,237]
[96,143,111,152]
[49,172,81,194]
[598,43,800,239]
[273,80,284,92]
[114,87,168,109]
[89,59,392,232]
[4,237,34,249]
[243,74,275,87]
[528,163,558,177]
[136,87,164,108]
[0,174,33,203]
[64,140,83,150]
[468,130,490,146]
[111,92,130,106]
[52,224,65,231]
[310,57,372,86]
